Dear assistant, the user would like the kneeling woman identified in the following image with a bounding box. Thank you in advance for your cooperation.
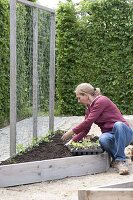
[61,83,133,175]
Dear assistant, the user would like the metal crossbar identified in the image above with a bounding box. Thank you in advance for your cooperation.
[17,0,55,13]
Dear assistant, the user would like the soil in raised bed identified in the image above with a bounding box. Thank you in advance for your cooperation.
[0,131,102,166]
[0,133,73,165]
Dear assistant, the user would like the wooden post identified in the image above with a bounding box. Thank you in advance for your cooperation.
[33,7,38,138]
[49,13,55,133]
[10,0,17,157]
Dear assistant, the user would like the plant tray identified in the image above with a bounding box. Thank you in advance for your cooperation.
[67,146,104,156]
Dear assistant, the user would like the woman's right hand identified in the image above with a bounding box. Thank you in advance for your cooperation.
[61,130,74,141]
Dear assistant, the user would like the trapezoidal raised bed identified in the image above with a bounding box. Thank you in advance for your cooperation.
[0,152,110,187]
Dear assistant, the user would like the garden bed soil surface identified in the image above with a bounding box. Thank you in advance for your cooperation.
[0,132,102,165]
[0,133,73,165]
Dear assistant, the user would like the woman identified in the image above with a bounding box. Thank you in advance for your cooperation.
[61,83,133,175]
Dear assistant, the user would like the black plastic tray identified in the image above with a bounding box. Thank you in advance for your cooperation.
[67,146,104,156]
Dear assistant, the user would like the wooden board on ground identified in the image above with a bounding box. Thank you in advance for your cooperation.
[78,180,133,200]
[78,188,133,200]
[0,152,109,187]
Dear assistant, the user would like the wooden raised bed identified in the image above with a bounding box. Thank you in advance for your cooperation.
[0,152,109,187]
[78,180,133,200]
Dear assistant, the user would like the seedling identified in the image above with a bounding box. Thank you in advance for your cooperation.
[69,139,100,151]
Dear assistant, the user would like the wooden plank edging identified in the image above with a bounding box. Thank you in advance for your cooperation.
[0,152,109,187]
[78,174,133,200]
[78,188,133,200]
[99,180,133,188]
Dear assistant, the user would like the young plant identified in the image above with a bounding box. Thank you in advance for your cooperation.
[69,138,101,150]
[16,144,26,155]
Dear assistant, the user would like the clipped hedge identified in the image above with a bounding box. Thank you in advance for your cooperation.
[56,0,133,115]
[56,1,85,115]
[16,4,50,119]
[0,0,10,127]
[0,0,51,127]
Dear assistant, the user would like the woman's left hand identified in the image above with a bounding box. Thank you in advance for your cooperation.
[61,130,74,141]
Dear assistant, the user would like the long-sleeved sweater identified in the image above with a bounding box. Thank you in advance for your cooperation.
[72,95,129,142]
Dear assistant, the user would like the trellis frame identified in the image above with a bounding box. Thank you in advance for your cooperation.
[10,0,55,157]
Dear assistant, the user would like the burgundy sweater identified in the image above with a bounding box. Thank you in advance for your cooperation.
[72,95,129,142]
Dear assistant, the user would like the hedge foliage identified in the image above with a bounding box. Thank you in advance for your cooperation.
[0,0,133,128]
[56,0,133,115]
[17,6,50,116]
[0,0,10,127]
[0,0,51,127]
[16,3,50,119]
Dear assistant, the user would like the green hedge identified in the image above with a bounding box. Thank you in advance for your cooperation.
[0,0,10,127]
[16,3,50,118]
[0,0,51,127]
[56,1,84,115]
[0,0,133,127]
[56,0,133,115]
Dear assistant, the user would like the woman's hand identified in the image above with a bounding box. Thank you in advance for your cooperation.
[61,130,74,141]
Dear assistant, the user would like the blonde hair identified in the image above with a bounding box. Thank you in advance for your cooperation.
[75,83,101,96]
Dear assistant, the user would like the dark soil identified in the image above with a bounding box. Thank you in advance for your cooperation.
[0,133,73,165]
[0,131,102,166]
